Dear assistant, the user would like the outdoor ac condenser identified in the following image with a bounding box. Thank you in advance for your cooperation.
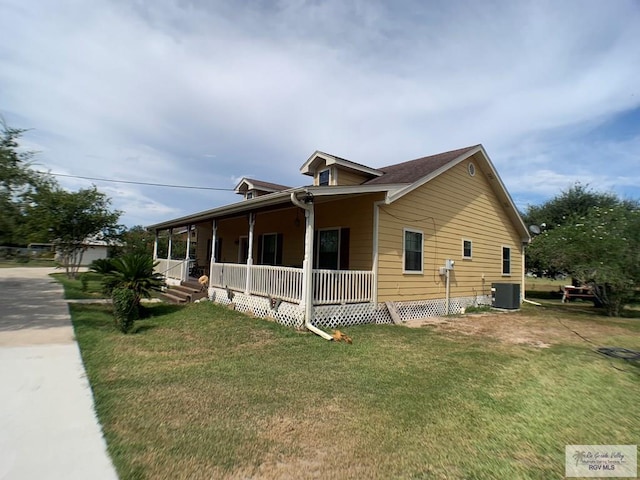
[491,283,521,309]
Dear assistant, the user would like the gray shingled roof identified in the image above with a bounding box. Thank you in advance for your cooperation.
[244,178,291,191]
[364,145,480,185]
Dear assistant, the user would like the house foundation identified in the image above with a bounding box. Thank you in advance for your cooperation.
[208,287,492,330]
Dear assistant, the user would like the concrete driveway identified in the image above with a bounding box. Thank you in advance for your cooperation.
[0,267,118,480]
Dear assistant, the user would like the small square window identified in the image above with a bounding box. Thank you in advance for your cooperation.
[318,169,330,186]
[463,239,472,259]
[246,191,254,200]
[502,246,511,275]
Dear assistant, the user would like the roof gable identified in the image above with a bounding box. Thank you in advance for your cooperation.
[300,151,383,178]
[382,145,530,242]
[234,177,291,195]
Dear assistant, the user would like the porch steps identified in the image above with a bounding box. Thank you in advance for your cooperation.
[161,281,208,304]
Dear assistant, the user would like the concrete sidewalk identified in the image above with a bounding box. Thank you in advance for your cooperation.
[0,268,118,480]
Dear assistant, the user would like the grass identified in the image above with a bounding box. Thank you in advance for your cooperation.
[51,272,107,299]
[65,297,640,480]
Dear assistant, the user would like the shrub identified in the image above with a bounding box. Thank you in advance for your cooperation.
[80,273,89,292]
[112,287,139,333]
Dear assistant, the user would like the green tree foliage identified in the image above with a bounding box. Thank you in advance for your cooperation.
[527,200,640,316]
[112,225,155,256]
[522,184,636,277]
[23,184,122,278]
[0,119,40,245]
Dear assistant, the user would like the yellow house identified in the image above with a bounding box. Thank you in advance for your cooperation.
[148,144,530,337]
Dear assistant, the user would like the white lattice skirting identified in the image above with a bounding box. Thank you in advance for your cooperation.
[209,287,492,330]
[209,287,304,328]
[390,295,492,322]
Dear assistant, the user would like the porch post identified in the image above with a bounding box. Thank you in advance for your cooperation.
[245,213,255,294]
[168,228,173,260]
[209,220,217,288]
[184,224,191,281]
[152,230,158,260]
[301,203,315,320]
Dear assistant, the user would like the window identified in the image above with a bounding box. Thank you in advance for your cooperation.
[261,233,278,265]
[403,229,423,273]
[463,239,472,259]
[318,169,330,186]
[238,236,249,263]
[502,246,511,275]
[317,229,339,269]
[468,162,476,176]
[258,233,283,266]
[314,228,350,270]
[245,191,254,200]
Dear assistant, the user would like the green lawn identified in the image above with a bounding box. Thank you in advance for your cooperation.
[66,298,640,480]
[50,272,106,299]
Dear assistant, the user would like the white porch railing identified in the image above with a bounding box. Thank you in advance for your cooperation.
[155,258,191,281]
[313,269,373,305]
[210,263,247,293]
[209,262,373,305]
[251,265,303,303]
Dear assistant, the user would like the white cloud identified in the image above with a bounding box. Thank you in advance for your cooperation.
[1,0,639,226]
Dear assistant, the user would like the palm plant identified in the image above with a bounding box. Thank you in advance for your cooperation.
[107,253,165,314]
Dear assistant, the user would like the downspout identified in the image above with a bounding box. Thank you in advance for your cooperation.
[245,213,255,295]
[290,192,333,341]
[372,201,384,307]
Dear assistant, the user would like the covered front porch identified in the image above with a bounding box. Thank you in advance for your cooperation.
[150,189,386,329]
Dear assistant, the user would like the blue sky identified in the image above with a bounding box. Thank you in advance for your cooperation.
[1,0,639,227]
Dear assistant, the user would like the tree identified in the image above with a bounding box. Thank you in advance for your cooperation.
[24,185,122,278]
[522,184,634,277]
[114,225,155,256]
[527,201,640,316]
[0,118,40,245]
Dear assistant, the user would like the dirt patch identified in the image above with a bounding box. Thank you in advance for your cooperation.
[404,311,635,348]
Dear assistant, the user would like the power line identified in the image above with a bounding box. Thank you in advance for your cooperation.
[36,171,235,191]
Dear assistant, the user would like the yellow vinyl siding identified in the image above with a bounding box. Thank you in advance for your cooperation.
[254,208,305,267]
[211,208,306,266]
[377,159,523,302]
[335,168,368,186]
[216,217,248,263]
[314,193,383,270]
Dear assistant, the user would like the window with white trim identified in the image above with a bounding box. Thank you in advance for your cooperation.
[318,169,330,186]
[463,239,472,259]
[502,246,511,275]
[403,229,423,273]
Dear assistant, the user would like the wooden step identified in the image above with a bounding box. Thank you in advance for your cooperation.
[161,281,208,304]
[161,292,188,304]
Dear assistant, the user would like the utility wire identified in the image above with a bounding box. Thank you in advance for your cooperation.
[36,172,235,191]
